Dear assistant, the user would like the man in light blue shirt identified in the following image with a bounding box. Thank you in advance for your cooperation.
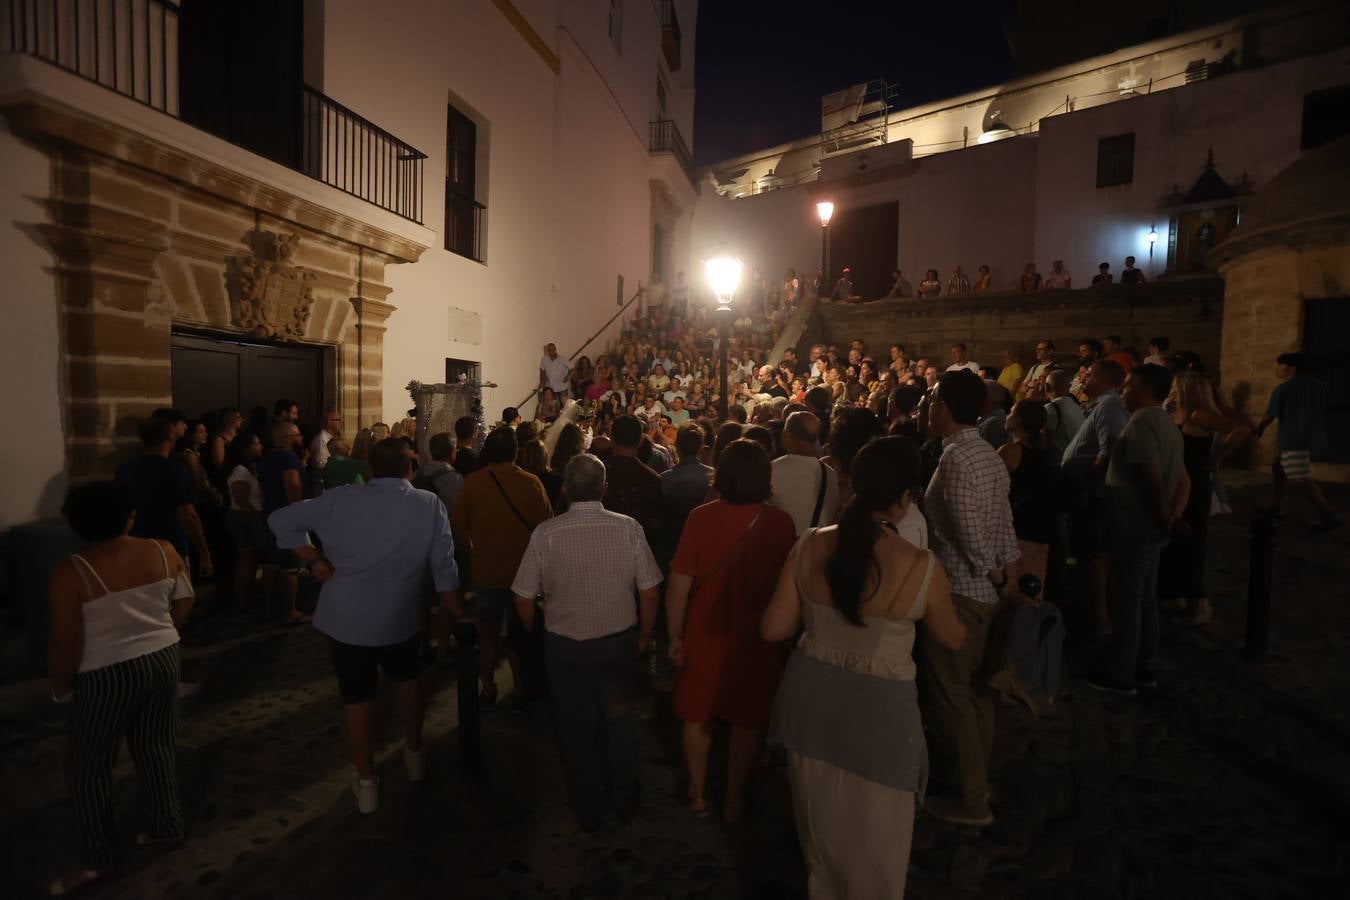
[269,438,461,815]
[1060,359,1128,632]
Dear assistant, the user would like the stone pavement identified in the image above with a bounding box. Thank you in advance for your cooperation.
[2,474,1348,899]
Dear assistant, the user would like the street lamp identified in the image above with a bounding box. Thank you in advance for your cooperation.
[816,200,834,300]
[705,255,742,420]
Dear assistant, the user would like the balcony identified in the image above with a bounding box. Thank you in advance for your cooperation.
[649,119,694,186]
[0,0,426,224]
[659,0,681,71]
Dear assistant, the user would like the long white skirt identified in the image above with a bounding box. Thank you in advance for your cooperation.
[787,750,915,899]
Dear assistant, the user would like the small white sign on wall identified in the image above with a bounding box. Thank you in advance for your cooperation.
[448,306,482,346]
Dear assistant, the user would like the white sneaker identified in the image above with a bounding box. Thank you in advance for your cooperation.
[352,776,379,814]
[404,745,426,783]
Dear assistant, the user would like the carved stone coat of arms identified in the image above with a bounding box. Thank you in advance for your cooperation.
[232,232,316,340]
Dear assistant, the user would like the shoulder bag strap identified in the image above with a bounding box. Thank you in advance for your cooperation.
[690,508,763,597]
[487,470,535,534]
[809,459,829,528]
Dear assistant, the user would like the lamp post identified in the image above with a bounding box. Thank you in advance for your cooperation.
[1147,223,1159,275]
[706,255,743,420]
[816,200,834,300]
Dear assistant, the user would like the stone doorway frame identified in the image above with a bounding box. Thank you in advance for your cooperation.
[1,95,427,480]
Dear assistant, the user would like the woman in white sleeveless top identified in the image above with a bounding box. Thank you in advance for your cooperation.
[764,437,966,898]
[47,482,195,896]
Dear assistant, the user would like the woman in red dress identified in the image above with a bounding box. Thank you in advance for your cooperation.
[666,439,797,821]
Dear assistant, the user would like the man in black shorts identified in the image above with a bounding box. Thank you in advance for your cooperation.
[269,439,462,814]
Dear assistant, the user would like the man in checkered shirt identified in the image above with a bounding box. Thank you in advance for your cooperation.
[920,370,1022,829]
[513,453,662,831]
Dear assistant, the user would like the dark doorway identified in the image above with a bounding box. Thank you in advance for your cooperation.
[1302,298,1350,462]
[829,202,899,300]
[178,0,304,170]
[171,332,326,438]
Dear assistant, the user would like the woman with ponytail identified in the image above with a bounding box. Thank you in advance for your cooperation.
[763,436,966,898]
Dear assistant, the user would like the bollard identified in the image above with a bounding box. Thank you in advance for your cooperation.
[453,621,481,769]
[1244,514,1277,662]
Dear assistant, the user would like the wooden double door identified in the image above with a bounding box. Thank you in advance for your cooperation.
[170,331,328,437]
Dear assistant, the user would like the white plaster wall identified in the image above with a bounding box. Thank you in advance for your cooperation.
[0,126,65,526]
[691,136,1039,299]
[559,0,693,143]
[319,0,559,421]
[694,46,1350,302]
[550,31,653,369]
[1033,47,1350,283]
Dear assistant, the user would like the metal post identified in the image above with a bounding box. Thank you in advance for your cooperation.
[820,224,829,300]
[1244,514,1276,661]
[717,311,730,420]
[453,620,481,769]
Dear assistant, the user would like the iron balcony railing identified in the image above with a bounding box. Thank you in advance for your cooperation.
[2,0,426,223]
[444,190,484,263]
[1,0,180,113]
[301,85,425,223]
[649,118,695,185]
[659,0,681,71]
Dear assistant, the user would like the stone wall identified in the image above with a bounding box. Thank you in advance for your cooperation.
[2,97,426,480]
[808,279,1225,377]
[1217,242,1350,467]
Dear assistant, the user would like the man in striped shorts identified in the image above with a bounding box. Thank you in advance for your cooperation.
[1255,352,1343,530]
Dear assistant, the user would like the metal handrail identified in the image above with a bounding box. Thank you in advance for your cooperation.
[515,285,646,414]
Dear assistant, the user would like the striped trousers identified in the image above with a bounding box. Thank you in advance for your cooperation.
[67,644,183,871]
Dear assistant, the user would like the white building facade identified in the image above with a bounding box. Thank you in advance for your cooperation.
[692,3,1350,301]
[0,0,699,529]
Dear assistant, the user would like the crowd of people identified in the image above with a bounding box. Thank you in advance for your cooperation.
[814,254,1152,304]
[43,277,1343,895]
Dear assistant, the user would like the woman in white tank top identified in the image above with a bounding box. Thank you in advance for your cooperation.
[47,482,195,896]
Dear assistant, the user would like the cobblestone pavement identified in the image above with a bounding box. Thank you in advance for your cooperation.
[2,474,1348,899]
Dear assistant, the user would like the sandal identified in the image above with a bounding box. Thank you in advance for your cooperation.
[690,796,710,819]
[1182,598,1213,626]
[49,870,101,896]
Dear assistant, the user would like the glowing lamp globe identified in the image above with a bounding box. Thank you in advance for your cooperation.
[816,201,835,227]
[705,256,743,312]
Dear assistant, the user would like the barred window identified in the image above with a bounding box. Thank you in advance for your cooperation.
[1096,132,1135,188]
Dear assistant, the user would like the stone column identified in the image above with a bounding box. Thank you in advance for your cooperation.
[43,153,172,479]
[349,292,397,431]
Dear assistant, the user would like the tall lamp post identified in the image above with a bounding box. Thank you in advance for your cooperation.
[816,200,834,299]
[706,255,743,420]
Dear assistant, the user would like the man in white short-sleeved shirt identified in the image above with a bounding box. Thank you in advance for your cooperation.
[512,454,661,831]
[539,343,571,399]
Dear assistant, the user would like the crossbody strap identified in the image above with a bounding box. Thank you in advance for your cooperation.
[809,459,829,528]
[690,508,763,597]
[487,470,535,533]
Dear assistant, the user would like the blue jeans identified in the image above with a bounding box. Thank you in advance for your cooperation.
[1107,537,1166,685]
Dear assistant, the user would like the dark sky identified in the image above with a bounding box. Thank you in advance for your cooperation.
[693,1,1019,165]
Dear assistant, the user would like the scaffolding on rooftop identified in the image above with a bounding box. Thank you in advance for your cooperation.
[820,78,897,155]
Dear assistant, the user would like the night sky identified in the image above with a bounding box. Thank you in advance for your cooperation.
[693,0,1019,165]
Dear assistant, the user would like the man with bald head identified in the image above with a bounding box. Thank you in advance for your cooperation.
[770,411,840,535]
